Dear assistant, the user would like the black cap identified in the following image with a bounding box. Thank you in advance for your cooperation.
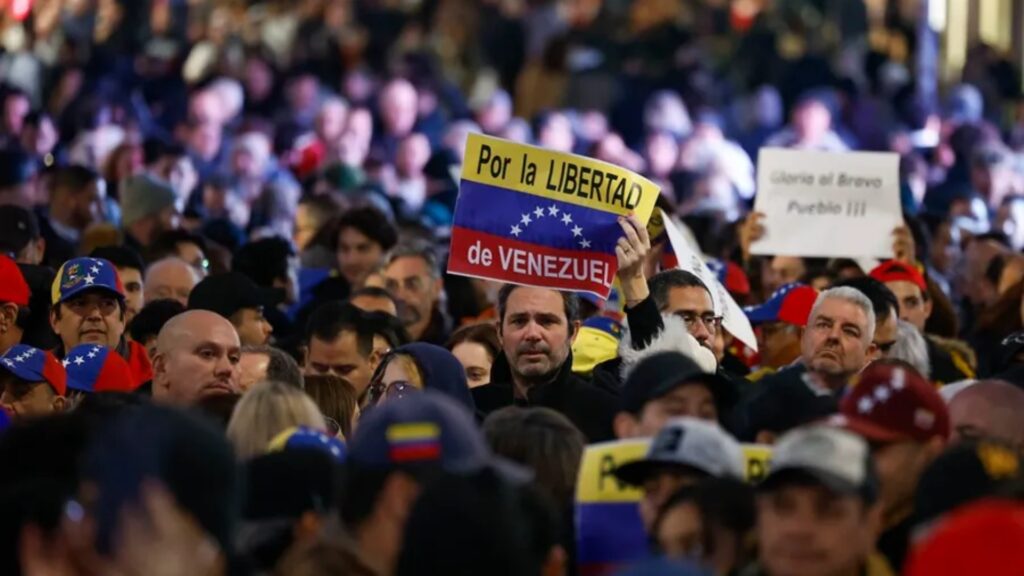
[995,331,1024,374]
[188,272,283,319]
[914,439,1022,528]
[0,205,39,255]
[0,148,35,188]
[621,351,737,416]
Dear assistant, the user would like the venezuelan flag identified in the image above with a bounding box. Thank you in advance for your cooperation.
[386,422,441,463]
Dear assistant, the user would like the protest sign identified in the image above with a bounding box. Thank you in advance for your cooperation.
[751,149,902,258]
[661,211,758,352]
[575,438,772,576]
[448,134,660,299]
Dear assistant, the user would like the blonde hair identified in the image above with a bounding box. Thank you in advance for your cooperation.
[226,380,326,459]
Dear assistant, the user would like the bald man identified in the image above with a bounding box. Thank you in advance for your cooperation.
[948,380,1024,450]
[152,310,242,405]
[144,257,201,307]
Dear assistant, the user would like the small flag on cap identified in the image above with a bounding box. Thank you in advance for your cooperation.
[267,425,347,462]
[51,257,125,305]
[386,422,441,462]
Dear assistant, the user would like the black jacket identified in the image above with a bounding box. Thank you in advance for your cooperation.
[472,297,665,442]
[925,335,973,384]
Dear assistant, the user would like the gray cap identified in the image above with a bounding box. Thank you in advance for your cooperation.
[120,174,177,227]
[760,425,878,501]
[614,418,745,485]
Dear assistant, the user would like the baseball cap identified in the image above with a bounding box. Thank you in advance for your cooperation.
[760,425,878,502]
[0,344,67,396]
[913,439,1021,528]
[869,261,927,293]
[348,390,499,474]
[119,174,177,227]
[0,254,30,306]
[614,558,712,576]
[188,272,284,320]
[0,205,39,256]
[905,501,1024,576]
[51,257,125,304]
[620,351,737,416]
[243,448,342,521]
[63,344,137,394]
[743,283,817,327]
[613,417,745,486]
[571,316,623,374]
[267,425,347,463]
[831,362,950,443]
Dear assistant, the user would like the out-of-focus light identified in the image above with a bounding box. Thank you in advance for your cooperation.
[10,0,31,21]
[928,0,947,31]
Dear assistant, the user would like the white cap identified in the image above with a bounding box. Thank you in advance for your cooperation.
[614,417,745,486]
[762,425,877,501]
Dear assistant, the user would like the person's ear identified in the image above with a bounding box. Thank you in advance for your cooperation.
[865,501,885,546]
[865,342,879,363]
[379,472,421,527]
[48,307,60,334]
[923,298,933,320]
[292,510,325,544]
[0,303,17,334]
[51,395,67,413]
[570,320,581,340]
[613,412,638,440]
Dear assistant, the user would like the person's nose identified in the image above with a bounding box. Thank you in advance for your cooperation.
[691,320,712,344]
[522,320,543,342]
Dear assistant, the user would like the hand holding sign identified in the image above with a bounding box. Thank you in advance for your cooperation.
[751,149,903,258]
[448,134,659,299]
[615,215,652,308]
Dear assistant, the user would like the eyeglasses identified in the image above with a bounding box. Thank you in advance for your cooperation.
[323,416,342,437]
[366,380,419,406]
[677,312,723,334]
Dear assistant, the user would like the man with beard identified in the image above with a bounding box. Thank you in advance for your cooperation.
[49,257,152,387]
[740,287,876,442]
[119,174,180,257]
[151,309,242,405]
[37,166,106,268]
[383,243,450,345]
[472,215,659,441]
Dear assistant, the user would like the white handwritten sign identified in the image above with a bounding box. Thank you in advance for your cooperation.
[662,211,758,352]
[751,149,902,258]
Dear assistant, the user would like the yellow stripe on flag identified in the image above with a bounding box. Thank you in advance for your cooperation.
[386,422,440,442]
[460,133,659,222]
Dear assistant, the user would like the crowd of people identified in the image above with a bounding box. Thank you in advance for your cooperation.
[3,0,1024,575]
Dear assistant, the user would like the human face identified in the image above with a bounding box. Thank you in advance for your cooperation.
[293,204,319,250]
[499,287,573,388]
[237,351,270,392]
[640,470,702,531]
[948,390,1024,447]
[154,319,241,405]
[144,262,197,306]
[349,294,398,317]
[232,307,272,346]
[118,267,144,322]
[656,500,704,562]
[758,322,802,369]
[338,227,385,288]
[661,286,717,348]
[767,257,806,294]
[451,341,493,388]
[304,330,374,396]
[368,355,423,406]
[886,280,931,331]
[758,484,876,576]
[801,298,872,386]
[384,256,439,337]
[636,384,718,437]
[71,180,106,230]
[872,310,898,360]
[51,292,125,349]
[871,441,934,516]
[0,377,62,420]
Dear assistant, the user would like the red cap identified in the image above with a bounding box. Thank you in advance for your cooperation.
[0,255,29,306]
[870,261,927,293]
[721,261,751,297]
[906,501,1024,576]
[832,362,950,443]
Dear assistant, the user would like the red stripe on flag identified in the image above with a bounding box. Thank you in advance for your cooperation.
[390,443,442,462]
[448,227,617,298]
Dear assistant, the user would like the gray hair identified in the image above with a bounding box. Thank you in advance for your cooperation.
[808,286,876,343]
[888,320,931,379]
[385,242,441,280]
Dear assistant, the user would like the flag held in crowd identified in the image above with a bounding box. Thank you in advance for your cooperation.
[448,134,659,299]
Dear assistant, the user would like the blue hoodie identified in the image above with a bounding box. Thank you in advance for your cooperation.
[395,343,476,412]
